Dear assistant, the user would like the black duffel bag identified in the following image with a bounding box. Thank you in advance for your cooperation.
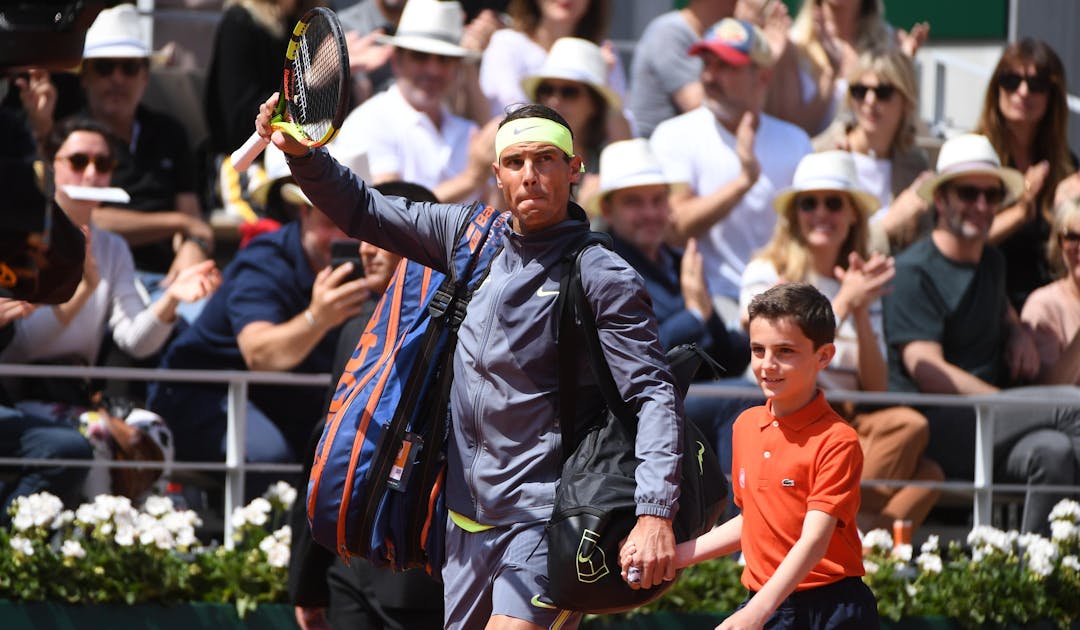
[546,236,728,614]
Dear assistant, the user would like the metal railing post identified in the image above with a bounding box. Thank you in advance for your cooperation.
[972,403,995,527]
[224,378,248,549]
[933,57,947,130]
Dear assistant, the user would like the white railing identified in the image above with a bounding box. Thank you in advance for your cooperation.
[687,383,1080,528]
[923,49,1080,136]
[0,364,331,547]
[2,364,1078,542]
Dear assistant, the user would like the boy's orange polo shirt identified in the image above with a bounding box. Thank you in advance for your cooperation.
[731,391,865,592]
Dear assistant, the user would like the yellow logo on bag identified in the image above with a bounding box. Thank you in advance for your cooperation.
[575,529,609,583]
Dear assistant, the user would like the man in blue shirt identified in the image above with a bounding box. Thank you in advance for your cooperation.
[148,185,372,469]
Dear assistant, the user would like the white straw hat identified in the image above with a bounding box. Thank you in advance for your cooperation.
[376,0,475,59]
[589,139,682,214]
[522,37,621,110]
[773,151,880,216]
[917,133,1025,204]
[83,4,150,59]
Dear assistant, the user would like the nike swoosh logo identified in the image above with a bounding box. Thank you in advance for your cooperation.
[530,594,557,610]
[513,125,540,135]
[536,288,559,298]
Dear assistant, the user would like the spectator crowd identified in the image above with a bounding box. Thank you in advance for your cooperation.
[2,0,1080,626]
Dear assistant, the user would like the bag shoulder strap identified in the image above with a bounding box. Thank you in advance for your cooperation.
[427,203,509,331]
[555,231,636,463]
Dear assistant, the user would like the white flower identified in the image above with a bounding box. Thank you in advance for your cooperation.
[266,542,290,568]
[265,482,297,511]
[272,525,291,545]
[1024,538,1059,578]
[248,497,272,514]
[892,544,913,562]
[242,504,268,527]
[114,525,135,547]
[1048,499,1080,523]
[61,539,86,559]
[143,495,174,517]
[967,525,1014,557]
[863,559,880,574]
[10,536,34,556]
[916,552,943,574]
[920,535,940,555]
[1050,520,1080,544]
[905,584,919,598]
[1062,555,1080,572]
[51,510,74,530]
[861,528,893,554]
[11,492,64,531]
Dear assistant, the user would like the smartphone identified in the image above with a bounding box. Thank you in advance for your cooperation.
[330,239,365,282]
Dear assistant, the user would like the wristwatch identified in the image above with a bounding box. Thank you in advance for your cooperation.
[184,235,213,256]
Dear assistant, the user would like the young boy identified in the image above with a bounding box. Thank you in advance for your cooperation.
[641,282,879,629]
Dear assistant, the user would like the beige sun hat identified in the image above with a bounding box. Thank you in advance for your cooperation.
[83,4,150,59]
[917,133,1025,204]
[589,139,683,214]
[376,0,475,59]
[250,144,370,208]
[521,37,622,110]
[772,151,881,216]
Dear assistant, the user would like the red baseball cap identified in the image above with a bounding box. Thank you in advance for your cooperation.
[688,18,774,68]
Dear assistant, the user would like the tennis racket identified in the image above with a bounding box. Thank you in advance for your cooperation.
[231,7,350,171]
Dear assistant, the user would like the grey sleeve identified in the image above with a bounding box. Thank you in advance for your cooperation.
[287,149,476,273]
[581,247,683,519]
[643,21,701,96]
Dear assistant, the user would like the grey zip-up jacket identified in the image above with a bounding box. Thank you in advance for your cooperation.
[290,149,683,526]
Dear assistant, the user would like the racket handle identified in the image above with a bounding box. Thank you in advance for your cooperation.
[231,131,270,172]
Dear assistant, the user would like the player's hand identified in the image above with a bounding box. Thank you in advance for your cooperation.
[619,515,676,589]
[257,93,308,157]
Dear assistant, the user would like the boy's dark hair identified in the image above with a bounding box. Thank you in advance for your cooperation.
[747,282,836,348]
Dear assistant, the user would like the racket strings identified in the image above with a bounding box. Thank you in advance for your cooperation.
[288,15,344,142]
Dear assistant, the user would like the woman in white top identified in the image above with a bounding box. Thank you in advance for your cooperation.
[739,150,943,533]
[0,118,221,381]
[479,0,625,118]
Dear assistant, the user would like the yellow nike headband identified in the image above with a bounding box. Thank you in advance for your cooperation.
[494,117,576,162]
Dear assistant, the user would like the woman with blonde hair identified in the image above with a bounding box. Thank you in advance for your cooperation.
[1021,198,1080,386]
[976,38,1079,310]
[739,150,944,533]
[765,0,927,135]
[815,49,932,252]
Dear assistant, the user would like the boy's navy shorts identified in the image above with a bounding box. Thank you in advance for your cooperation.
[740,576,881,629]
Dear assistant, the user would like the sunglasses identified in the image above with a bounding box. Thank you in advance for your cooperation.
[949,184,1006,205]
[796,194,845,213]
[1060,230,1080,246]
[998,72,1051,94]
[536,82,585,101]
[849,83,897,102]
[88,58,146,77]
[57,152,117,174]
